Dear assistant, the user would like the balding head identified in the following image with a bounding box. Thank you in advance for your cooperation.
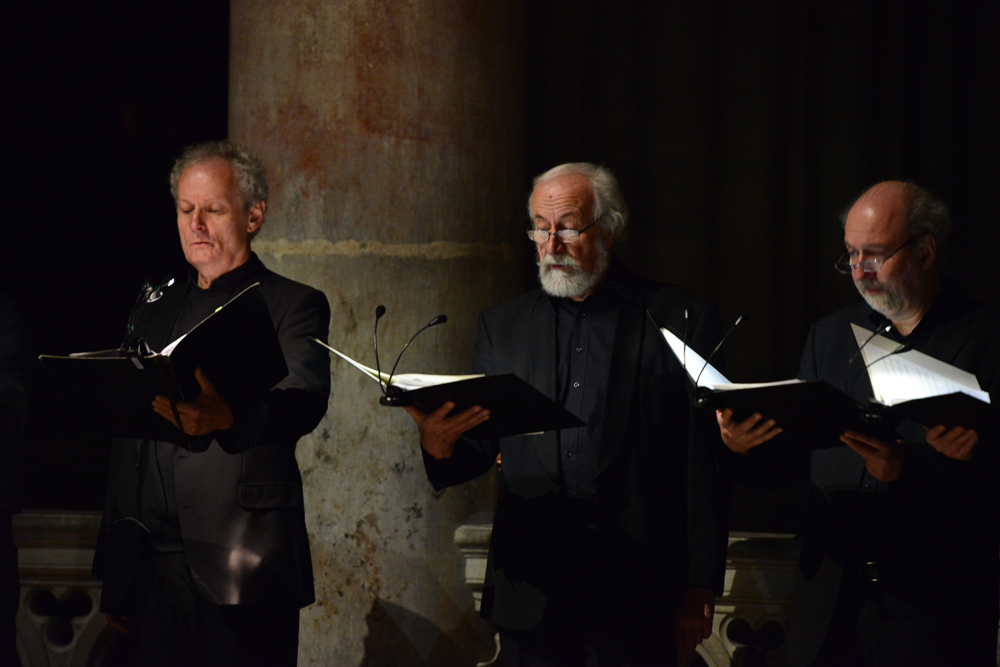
[841,180,945,333]
[841,180,951,248]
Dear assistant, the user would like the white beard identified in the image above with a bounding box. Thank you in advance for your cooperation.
[855,276,906,319]
[537,241,611,299]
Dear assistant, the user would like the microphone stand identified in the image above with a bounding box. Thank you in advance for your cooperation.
[371,309,448,406]
[693,312,749,408]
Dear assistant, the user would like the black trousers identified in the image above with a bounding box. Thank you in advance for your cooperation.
[1,516,17,667]
[809,572,998,667]
[115,552,300,667]
[496,514,676,667]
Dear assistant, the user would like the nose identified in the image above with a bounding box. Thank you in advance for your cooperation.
[852,264,872,278]
[188,207,206,229]
[542,232,565,253]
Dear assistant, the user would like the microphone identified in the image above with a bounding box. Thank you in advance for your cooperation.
[693,312,750,407]
[843,314,893,401]
[693,312,750,406]
[682,308,689,372]
[378,314,449,406]
[122,278,176,352]
[374,305,387,393]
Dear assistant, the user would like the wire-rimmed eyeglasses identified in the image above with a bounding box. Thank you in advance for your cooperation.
[527,215,606,244]
[834,234,927,275]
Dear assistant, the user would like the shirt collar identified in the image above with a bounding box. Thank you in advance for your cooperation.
[187,252,266,294]
[546,256,630,312]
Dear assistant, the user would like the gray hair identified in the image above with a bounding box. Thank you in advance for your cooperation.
[529,163,629,241]
[169,140,268,213]
[840,181,951,246]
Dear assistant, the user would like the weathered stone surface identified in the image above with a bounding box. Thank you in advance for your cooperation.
[230,1,528,663]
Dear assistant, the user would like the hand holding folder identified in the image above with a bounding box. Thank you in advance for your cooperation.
[40,283,287,450]
[312,339,584,439]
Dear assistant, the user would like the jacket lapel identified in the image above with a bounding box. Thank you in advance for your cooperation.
[594,290,645,479]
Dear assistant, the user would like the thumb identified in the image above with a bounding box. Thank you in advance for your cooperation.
[194,367,216,393]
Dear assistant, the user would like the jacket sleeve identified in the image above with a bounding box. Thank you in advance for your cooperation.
[217,287,331,452]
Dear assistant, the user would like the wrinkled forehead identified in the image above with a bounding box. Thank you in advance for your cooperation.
[530,174,594,223]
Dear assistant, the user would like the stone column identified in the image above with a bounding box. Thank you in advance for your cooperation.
[229,1,528,664]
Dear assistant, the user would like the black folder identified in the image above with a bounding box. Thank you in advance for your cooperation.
[699,380,896,450]
[385,373,585,440]
[868,391,994,437]
[702,381,992,450]
[39,283,288,449]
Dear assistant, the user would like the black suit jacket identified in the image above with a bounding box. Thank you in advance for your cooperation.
[0,294,29,517]
[784,287,1000,665]
[423,261,729,630]
[93,254,330,610]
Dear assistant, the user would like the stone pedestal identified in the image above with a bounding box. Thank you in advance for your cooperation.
[13,511,110,667]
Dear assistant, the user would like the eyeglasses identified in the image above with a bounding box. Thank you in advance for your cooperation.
[527,216,604,244]
[834,234,927,275]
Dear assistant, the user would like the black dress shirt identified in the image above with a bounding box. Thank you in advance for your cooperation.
[137,261,261,551]
[553,288,619,498]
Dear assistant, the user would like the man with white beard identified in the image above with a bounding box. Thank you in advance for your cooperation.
[406,163,730,666]
[717,181,1000,666]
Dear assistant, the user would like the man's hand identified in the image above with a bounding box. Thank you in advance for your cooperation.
[716,409,782,456]
[925,424,979,461]
[105,614,130,634]
[151,367,235,436]
[404,402,490,460]
[840,430,904,481]
[673,586,714,659]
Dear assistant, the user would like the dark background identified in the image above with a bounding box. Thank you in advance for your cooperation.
[4,1,998,527]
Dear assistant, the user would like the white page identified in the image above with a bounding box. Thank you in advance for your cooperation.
[659,327,806,392]
[659,327,730,386]
[851,323,990,406]
[310,338,482,390]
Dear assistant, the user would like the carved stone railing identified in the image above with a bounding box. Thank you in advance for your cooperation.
[455,526,801,667]
[13,510,111,667]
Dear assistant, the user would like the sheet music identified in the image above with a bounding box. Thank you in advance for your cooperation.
[659,327,807,392]
[659,327,730,387]
[850,323,990,406]
[310,338,482,390]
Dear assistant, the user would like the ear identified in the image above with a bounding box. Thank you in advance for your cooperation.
[917,235,936,269]
[247,201,266,235]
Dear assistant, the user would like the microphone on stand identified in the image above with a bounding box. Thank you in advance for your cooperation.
[374,305,387,393]
[843,313,893,401]
[682,308,689,372]
[693,312,750,407]
[378,313,449,406]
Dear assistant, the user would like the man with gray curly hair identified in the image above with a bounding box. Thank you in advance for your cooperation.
[407,163,729,665]
[93,141,330,667]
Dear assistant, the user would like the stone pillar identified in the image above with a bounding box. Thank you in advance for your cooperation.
[229,1,528,664]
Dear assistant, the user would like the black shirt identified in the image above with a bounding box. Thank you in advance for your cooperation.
[137,261,260,551]
[552,279,622,499]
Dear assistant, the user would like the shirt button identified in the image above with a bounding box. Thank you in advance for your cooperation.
[576,347,583,353]
[581,313,587,318]
[573,382,580,388]
[566,451,573,457]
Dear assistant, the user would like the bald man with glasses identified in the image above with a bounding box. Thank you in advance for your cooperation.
[718,181,1000,667]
